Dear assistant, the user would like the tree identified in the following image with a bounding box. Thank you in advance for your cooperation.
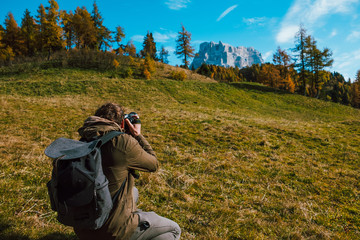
[91,2,112,50]
[60,10,75,50]
[114,26,125,52]
[258,64,282,88]
[72,6,97,49]
[305,35,333,98]
[141,31,157,59]
[293,24,308,95]
[273,46,291,78]
[44,0,65,58]
[2,12,23,56]
[124,40,136,57]
[20,9,37,56]
[159,46,169,64]
[175,24,194,68]
[35,3,47,53]
[0,26,15,63]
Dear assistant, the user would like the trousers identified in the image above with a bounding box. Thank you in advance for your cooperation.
[130,188,181,240]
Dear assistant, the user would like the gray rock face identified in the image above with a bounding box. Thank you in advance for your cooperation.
[191,41,264,70]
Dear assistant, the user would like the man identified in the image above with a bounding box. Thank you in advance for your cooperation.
[74,103,181,240]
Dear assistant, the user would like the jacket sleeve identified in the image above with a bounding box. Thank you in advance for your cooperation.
[123,134,158,172]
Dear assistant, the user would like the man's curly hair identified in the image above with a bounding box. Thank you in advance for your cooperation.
[94,103,125,125]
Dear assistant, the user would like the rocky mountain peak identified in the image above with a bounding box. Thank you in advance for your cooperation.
[191,41,264,70]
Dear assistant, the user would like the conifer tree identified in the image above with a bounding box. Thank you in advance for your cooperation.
[175,24,194,68]
[3,12,23,56]
[72,6,97,49]
[293,24,309,95]
[0,26,15,63]
[351,70,360,108]
[44,0,64,58]
[114,26,125,52]
[60,10,75,50]
[124,40,136,57]
[141,31,157,60]
[305,35,333,98]
[20,9,37,56]
[91,2,112,50]
[36,4,47,53]
[159,46,169,64]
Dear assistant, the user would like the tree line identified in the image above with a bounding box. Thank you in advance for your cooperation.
[196,25,360,108]
[0,1,359,108]
[0,0,194,69]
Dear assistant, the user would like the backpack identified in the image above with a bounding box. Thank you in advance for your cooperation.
[45,131,125,230]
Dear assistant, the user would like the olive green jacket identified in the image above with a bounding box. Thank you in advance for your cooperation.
[74,116,158,240]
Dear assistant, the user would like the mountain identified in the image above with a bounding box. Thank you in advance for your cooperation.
[191,41,264,70]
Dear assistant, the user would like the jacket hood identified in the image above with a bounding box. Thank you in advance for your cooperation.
[78,116,123,141]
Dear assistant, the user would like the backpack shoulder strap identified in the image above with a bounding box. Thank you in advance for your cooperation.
[98,131,123,147]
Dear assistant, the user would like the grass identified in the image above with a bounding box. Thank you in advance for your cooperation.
[1,68,359,239]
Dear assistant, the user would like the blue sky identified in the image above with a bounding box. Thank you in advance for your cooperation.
[1,0,360,80]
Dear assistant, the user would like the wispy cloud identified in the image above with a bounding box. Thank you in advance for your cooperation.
[165,0,191,10]
[217,5,238,22]
[333,48,360,80]
[153,31,177,43]
[263,51,273,62]
[243,17,267,26]
[276,0,359,43]
[346,30,360,41]
[330,29,338,38]
[131,35,144,43]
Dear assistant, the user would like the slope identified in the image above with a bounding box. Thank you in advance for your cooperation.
[0,68,359,239]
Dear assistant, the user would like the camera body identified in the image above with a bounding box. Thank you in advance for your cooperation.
[124,112,140,131]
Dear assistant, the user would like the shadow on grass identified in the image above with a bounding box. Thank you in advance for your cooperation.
[0,215,77,240]
[230,82,290,94]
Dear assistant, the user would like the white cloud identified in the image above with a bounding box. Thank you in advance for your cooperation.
[333,48,360,80]
[276,0,359,43]
[276,25,299,43]
[165,0,191,10]
[131,35,144,43]
[217,5,238,22]
[329,29,337,38]
[153,31,177,43]
[346,30,360,41]
[263,51,273,62]
[243,17,267,26]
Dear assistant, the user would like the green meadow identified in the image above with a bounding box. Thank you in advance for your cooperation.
[1,68,359,239]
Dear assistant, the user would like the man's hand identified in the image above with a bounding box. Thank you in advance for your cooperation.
[125,119,141,137]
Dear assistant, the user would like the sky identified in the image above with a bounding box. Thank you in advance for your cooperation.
[1,0,360,80]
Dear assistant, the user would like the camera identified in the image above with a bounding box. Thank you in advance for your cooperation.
[124,112,141,131]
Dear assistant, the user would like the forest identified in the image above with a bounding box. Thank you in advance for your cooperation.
[0,0,359,108]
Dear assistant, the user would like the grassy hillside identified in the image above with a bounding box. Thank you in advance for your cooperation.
[1,68,359,239]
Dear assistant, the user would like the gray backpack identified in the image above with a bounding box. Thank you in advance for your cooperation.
[45,131,124,230]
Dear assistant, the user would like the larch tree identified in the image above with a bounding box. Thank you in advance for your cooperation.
[60,10,75,50]
[92,2,112,50]
[3,12,23,56]
[305,35,333,98]
[20,9,37,56]
[114,26,125,53]
[273,47,296,92]
[351,70,360,108]
[293,24,308,95]
[159,46,169,64]
[141,31,157,60]
[35,4,47,53]
[175,24,194,69]
[124,40,136,57]
[0,25,15,63]
[44,0,64,59]
[72,6,97,49]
